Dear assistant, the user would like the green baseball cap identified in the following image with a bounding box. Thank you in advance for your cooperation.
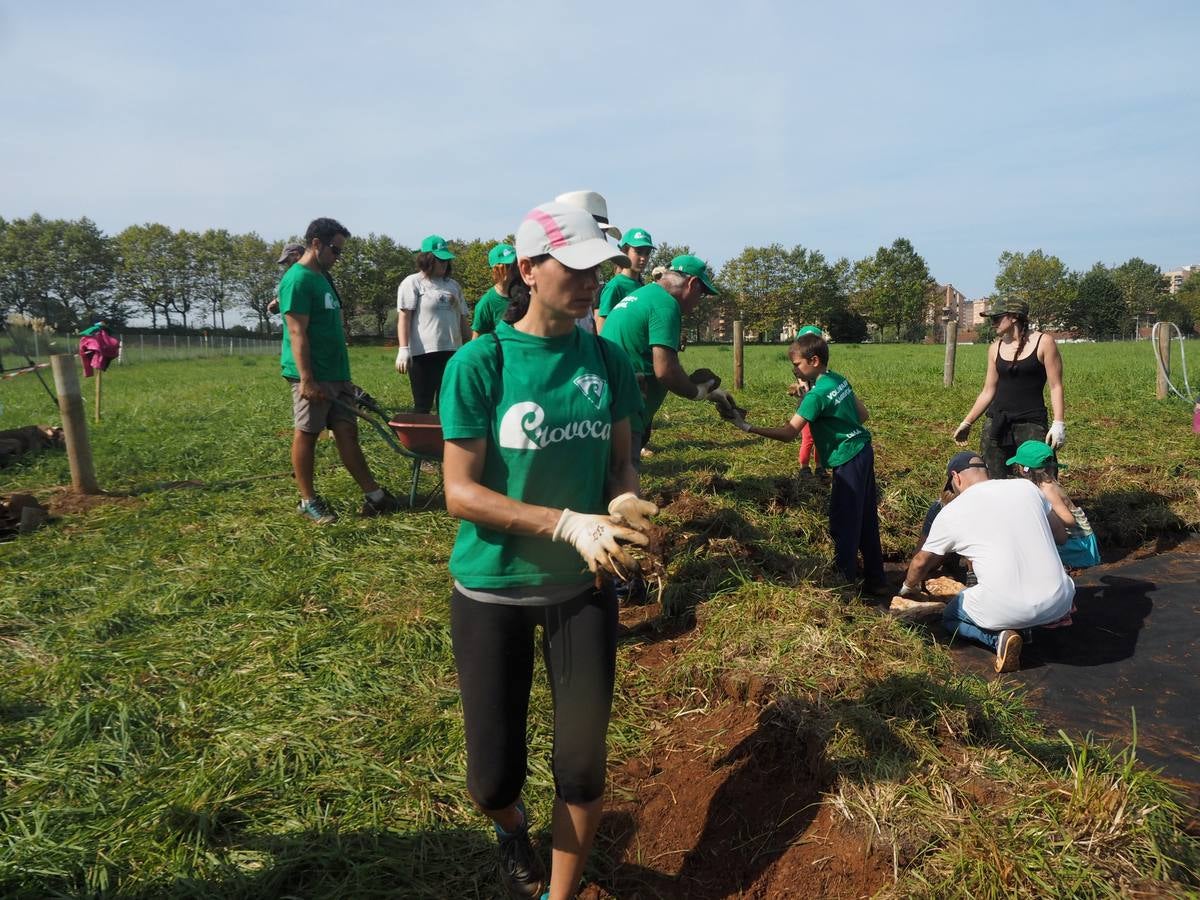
[487,243,516,267]
[621,227,655,249]
[420,234,455,260]
[1005,440,1064,470]
[796,325,823,337]
[670,254,718,295]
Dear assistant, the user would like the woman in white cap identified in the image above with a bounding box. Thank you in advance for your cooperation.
[554,190,622,335]
[439,201,653,900]
[394,234,470,412]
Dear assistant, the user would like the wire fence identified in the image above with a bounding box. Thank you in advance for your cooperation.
[1,328,278,370]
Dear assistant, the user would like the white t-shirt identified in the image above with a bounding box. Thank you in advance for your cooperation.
[922,479,1074,630]
[396,273,468,356]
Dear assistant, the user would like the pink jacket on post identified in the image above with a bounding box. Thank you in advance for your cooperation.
[78,330,121,377]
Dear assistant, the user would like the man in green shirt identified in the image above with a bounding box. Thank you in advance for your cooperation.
[280,217,399,524]
[595,226,654,333]
[601,254,720,465]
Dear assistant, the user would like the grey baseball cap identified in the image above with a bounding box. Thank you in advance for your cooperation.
[277,242,305,264]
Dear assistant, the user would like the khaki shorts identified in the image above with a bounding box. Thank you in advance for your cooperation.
[290,380,356,434]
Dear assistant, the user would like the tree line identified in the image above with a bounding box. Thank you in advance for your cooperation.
[1,213,1196,340]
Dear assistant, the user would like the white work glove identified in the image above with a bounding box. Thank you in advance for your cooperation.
[607,492,658,532]
[1045,420,1066,450]
[899,581,922,598]
[395,347,410,374]
[690,378,717,401]
[553,509,648,578]
[952,419,972,444]
[707,387,732,407]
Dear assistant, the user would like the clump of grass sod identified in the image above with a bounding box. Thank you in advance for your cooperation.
[1,342,1197,897]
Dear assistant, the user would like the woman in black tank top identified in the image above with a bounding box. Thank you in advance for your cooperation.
[951,300,1065,479]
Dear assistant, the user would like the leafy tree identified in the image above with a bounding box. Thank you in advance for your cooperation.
[116,224,177,328]
[233,233,280,333]
[1168,271,1200,335]
[719,244,794,340]
[167,230,202,329]
[851,238,934,341]
[336,234,414,336]
[1073,263,1126,340]
[1111,257,1167,333]
[994,250,1075,328]
[450,238,495,316]
[0,214,61,324]
[196,229,238,330]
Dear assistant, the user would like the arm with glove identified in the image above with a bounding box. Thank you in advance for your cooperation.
[1042,336,1066,449]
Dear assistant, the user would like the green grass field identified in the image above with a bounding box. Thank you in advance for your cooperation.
[1,341,1198,897]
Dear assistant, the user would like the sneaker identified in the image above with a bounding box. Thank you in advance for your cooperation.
[297,495,337,525]
[995,629,1023,673]
[361,488,403,517]
[496,813,545,899]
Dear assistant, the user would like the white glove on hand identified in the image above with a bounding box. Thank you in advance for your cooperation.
[607,492,658,532]
[553,509,648,578]
[952,420,972,444]
[395,347,410,374]
[899,581,923,598]
[691,378,717,401]
[1045,420,1066,450]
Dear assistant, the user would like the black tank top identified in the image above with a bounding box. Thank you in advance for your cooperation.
[990,333,1047,420]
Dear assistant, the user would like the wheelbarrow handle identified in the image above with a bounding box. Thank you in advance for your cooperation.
[330,396,406,454]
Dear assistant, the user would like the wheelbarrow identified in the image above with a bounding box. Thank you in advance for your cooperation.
[332,388,444,507]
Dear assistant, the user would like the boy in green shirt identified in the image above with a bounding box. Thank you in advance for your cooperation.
[595,226,654,332]
[732,332,887,593]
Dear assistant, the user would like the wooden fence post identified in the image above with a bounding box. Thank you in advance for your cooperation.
[733,320,744,389]
[50,354,101,494]
[1156,323,1171,400]
[943,310,958,387]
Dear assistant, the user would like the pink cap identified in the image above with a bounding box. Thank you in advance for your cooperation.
[515,202,630,271]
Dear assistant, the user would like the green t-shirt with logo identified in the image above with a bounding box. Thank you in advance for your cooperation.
[797,370,871,467]
[440,322,644,588]
[599,282,681,434]
[597,273,642,317]
[279,265,351,382]
[471,286,508,335]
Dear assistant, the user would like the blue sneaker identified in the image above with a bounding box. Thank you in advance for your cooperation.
[297,495,337,525]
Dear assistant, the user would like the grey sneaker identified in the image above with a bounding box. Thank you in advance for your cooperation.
[995,629,1023,673]
[496,812,545,899]
[297,495,338,525]
[361,488,403,517]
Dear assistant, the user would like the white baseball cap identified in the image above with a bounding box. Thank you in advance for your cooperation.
[516,202,630,271]
[554,190,622,240]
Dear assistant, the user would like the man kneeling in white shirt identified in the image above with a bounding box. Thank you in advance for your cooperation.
[900,451,1073,673]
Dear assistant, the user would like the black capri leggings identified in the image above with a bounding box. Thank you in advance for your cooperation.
[450,584,618,809]
[409,349,455,413]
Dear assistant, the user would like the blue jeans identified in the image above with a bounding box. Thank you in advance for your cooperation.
[943,592,1000,650]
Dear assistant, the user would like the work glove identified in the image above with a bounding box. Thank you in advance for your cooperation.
[691,378,717,401]
[1045,420,1066,450]
[898,581,925,598]
[553,509,648,578]
[395,347,410,374]
[952,419,972,444]
[730,410,752,432]
[607,492,658,532]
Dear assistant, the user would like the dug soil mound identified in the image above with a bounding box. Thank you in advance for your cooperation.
[583,702,890,899]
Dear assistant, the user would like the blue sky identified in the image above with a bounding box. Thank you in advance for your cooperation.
[2,1,1197,299]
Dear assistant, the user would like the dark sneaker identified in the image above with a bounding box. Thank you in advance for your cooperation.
[496,817,545,899]
[861,579,893,599]
[995,629,1023,673]
[361,488,403,517]
[298,495,337,525]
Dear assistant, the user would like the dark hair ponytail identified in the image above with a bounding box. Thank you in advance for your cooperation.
[502,266,532,324]
[501,255,548,325]
[1008,315,1030,375]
